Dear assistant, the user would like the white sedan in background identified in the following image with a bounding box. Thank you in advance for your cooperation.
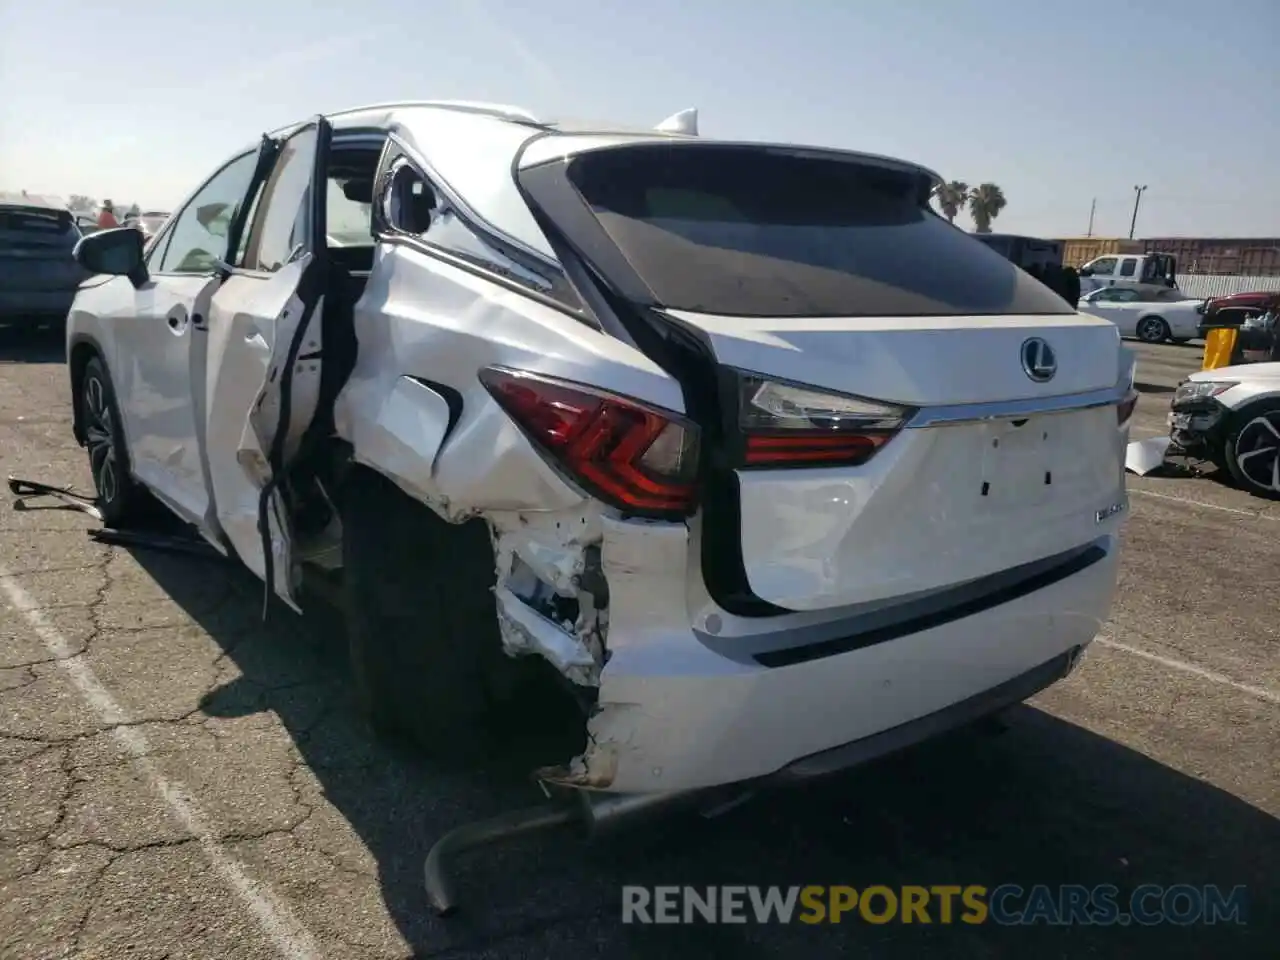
[1077,286,1203,344]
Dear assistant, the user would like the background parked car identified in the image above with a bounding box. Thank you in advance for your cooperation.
[1196,290,1278,340]
[122,210,171,245]
[1077,286,1202,343]
[1167,361,1280,497]
[0,196,89,333]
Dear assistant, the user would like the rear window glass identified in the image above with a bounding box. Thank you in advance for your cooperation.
[0,208,78,246]
[565,146,1072,317]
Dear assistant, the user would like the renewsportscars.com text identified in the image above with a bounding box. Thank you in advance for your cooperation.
[621,884,1248,926]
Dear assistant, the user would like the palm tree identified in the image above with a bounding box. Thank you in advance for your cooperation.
[931,181,969,223]
[967,183,1007,233]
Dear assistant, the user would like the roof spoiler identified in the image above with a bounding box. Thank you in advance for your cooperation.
[655,108,698,136]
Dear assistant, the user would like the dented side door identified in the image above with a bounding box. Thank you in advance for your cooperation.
[201,117,333,608]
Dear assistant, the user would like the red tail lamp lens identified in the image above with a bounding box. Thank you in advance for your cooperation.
[479,366,699,515]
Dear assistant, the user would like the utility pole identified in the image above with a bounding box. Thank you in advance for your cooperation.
[1129,185,1148,240]
[1086,198,1096,237]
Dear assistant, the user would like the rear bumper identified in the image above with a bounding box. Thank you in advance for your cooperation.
[552,517,1120,795]
[772,645,1081,782]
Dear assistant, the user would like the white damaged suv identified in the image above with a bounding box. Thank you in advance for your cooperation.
[66,101,1136,804]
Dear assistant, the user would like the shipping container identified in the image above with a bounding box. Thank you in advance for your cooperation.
[1141,238,1280,278]
[1058,237,1146,268]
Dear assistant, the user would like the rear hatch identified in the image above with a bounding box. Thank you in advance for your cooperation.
[517,139,1129,613]
[0,205,85,291]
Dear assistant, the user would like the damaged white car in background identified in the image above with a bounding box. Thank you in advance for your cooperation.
[1126,362,1280,498]
[65,100,1137,822]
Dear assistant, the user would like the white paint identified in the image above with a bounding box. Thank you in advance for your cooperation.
[736,403,1126,611]
[654,108,698,135]
[1129,486,1280,519]
[0,568,322,960]
[1094,635,1280,705]
[662,307,1123,404]
[1125,435,1172,475]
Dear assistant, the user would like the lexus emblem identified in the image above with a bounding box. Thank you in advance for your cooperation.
[1021,337,1057,383]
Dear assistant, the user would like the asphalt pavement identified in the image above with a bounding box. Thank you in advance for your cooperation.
[0,331,1276,959]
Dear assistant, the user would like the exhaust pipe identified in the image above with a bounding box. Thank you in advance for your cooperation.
[424,785,744,915]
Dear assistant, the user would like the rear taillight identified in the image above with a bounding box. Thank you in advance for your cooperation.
[479,366,699,516]
[737,374,911,468]
[1117,389,1138,425]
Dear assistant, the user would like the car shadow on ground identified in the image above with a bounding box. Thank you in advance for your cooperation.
[119,543,1275,959]
[0,325,65,364]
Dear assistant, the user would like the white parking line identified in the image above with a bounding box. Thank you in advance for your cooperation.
[0,567,322,960]
[1128,487,1280,519]
[1095,636,1280,706]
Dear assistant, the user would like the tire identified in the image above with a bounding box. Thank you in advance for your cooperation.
[1224,400,1280,500]
[80,356,144,527]
[341,466,516,761]
[1135,316,1171,344]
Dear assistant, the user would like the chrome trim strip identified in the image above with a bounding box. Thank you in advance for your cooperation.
[905,382,1130,428]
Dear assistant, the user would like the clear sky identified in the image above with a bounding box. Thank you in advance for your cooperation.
[1,0,1276,238]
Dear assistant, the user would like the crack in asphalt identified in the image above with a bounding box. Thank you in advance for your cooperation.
[0,544,331,959]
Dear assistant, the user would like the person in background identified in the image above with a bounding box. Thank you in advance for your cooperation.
[1061,266,1081,307]
[97,201,119,230]
[1237,301,1278,363]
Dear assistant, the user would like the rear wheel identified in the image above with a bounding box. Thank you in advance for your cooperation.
[81,356,144,527]
[340,467,520,762]
[1224,400,1280,500]
[1135,316,1171,344]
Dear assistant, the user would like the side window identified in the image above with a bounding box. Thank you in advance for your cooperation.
[1089,257,1118,276]
[327,177,375,246]
[1118,257,1137,277]
[385,161,438,236]
[156,152,257,275]
[377,148,585,312]
[1116,289,1140,302]
[241,126,318,272]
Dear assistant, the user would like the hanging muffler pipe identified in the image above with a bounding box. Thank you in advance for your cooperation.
[424,801,583,916]
[424,785,743,916]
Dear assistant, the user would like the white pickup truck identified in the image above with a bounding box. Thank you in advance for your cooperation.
[1079,252,1179,298]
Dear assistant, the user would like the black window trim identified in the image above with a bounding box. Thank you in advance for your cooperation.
[233,122,331,278]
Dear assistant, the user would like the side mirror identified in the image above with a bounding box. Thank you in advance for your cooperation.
[74,227,148,288]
